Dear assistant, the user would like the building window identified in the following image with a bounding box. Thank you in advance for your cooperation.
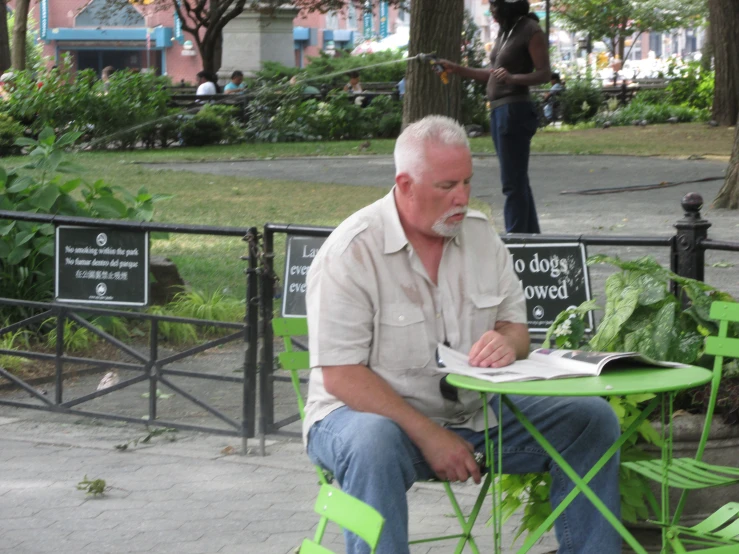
[326,10,339,30]
[347,6,357,29]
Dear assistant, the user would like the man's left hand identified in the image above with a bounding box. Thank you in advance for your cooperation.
[468,331,516,368]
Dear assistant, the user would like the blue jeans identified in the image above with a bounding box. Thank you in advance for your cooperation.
[490,101,541,234]
[306,395,621,554]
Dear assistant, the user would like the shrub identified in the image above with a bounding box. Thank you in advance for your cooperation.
[594,97,708,127]
[1,56,173,150]
[0,114,25,156]
[665,61,714,111]
[178,104,241,147]
[559,78,603,124]
[0,129,171,320]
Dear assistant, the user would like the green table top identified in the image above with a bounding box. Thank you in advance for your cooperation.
[445,366,712,397]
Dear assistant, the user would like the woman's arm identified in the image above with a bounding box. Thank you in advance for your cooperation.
[439,60,491,83]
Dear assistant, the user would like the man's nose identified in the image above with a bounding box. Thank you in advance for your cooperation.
[453,183,470,205]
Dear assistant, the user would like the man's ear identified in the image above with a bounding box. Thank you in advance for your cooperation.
[395,172,412,196]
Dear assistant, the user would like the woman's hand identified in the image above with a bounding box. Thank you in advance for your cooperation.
[438,59,459,74]
[492,67,513,84]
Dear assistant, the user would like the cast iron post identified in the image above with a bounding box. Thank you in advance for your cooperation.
[673,192,711,300]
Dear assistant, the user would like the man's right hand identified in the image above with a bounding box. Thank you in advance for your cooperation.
[417,426,482,484]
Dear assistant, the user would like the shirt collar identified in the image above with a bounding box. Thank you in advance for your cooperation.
[382,188,463,254]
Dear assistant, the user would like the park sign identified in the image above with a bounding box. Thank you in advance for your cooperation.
[505,241,593,333]
[55,226,149,306]
[281,235,327,317]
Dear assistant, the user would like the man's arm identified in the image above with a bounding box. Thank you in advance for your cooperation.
[322,364,482,484]
[468,321,530,368]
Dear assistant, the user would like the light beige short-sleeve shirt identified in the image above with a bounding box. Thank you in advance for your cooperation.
[303,189,527,443]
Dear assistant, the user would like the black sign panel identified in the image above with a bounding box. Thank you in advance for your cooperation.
[281,235,327,317]
[506,242,593,333]
[55,226,149,306]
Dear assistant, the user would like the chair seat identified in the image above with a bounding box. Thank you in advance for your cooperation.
[666,502,739,552]
[623,458,739,489]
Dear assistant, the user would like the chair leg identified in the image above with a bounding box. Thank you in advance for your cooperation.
[448,472,493,554]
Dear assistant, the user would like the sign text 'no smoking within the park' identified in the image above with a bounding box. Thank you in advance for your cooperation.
[55,226,149,306]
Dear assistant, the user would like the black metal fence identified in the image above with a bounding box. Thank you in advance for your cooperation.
[257,193,739,441]
[1,193,737,451]
[0,211,260,449]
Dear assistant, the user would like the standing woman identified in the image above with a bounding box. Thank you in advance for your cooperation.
[442,0,550,234]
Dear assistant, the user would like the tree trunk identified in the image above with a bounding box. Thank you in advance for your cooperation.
[709,0,739,126]
[712,116,739,209]
[700,21,713,73]
[402,0,464,127]
[11,0,29,70]
[0,0,11,74]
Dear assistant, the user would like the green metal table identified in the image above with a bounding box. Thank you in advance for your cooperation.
[446,366,712,554]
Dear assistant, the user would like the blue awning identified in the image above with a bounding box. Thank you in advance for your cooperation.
[323,29,354,44]
[47,26,174,48]
[294,27,310,41]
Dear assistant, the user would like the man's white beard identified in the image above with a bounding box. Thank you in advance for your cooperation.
[432,207,468,237]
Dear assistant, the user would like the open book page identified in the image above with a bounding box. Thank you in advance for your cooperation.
[529,349,688,372]
[437,344,596,383]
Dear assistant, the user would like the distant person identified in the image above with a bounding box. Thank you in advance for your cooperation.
[543,72,563,122]
[195,71,217,96]
[0,71,14,100]
[101,66,114,93]
[224,70,245,94]
[289,75,320,96]
[440,0,551,234]
[343,70,363,93]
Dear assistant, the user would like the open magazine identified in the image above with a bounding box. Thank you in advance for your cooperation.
[437,343,689,384]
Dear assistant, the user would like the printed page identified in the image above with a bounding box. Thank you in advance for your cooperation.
[529,349,636,375]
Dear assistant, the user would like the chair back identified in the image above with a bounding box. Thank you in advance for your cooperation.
[696,301,739,461]
[302,484,385,554]
[272,317,310,419]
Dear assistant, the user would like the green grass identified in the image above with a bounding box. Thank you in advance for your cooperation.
[0,123,733,301]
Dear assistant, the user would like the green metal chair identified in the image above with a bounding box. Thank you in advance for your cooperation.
[273,317,492,554]
[622,301,739,550]
[301,484,385,554]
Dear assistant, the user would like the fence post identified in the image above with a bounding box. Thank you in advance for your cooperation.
[673,192,711,297]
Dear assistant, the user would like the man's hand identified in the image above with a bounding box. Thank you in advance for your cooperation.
[468,330,517,368]
[417,426,481,484]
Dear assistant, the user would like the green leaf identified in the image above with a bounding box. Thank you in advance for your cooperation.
[39,127,55,145]
[56,160,86,174]
[0,240,10,257]
[15,230,36,246]
[55,131,83,149]
[150,193,174,203]
[59,178,82,194]
[0,221,15,235]
[29,184,62,211]
[7,245,31,265]
[37,239,55,257]
[0,166,6,186]
[14,137,37,147]
[91,197,128,218]
[7,176,35,194]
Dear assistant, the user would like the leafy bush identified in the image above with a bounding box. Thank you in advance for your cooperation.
[178,103,244,147]
[594,97,708,127]
[665,61,714,111]
[501,256,739,541]
[0,114,25,156]
[0,129,171,320]
[254,50,407,90]
[559,78,603,124]
[1,56,173,150]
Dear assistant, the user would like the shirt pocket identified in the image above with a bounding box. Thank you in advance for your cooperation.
[378,304,431,370]
[469,293,504,340]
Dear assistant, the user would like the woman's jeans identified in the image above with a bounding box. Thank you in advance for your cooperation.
[306,395,622,554]
[490,101,541,234]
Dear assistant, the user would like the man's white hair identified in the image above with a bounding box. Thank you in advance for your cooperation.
[394,116,470,180]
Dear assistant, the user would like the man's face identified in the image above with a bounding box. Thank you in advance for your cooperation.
[398,142,472,238]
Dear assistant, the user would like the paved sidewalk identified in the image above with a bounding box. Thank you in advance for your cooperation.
[0,413,557,554]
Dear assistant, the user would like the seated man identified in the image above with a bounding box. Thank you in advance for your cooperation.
[543,72,564,122]
[224,70,245,94]
[304,115,621,554]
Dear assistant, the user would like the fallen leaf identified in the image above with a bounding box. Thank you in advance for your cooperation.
[221,445,236,455]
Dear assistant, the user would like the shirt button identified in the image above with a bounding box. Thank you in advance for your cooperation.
[398,315,405,322]
[436,313,441,319]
